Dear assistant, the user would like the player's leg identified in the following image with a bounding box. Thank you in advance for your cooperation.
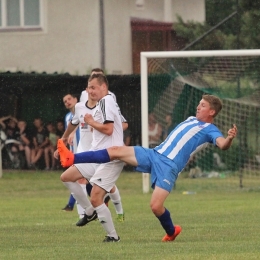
[57,139,137,167]
[91,184,120,242]
[60,165,95,221]
[150,186,181,242]
[90,162,124,242]
[151,186,182,242]
[109,185,124,222]
[44,146,50,170]
[62,193,76,211]
[75,178,88,219]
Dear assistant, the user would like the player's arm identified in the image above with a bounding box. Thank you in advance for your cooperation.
[84,113,113,135]
[54,122,78,159]
[120,113,128,131]
[67,125,79,146]
[122,122,128,131]
[216,124,237,150]
[62,122,78,143]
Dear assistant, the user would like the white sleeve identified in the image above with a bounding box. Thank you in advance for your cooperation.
[71,105,80,125]
[108,91,117,102]
[80,91,88,103]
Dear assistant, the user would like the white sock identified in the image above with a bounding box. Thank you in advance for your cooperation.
[63,181,94,215]
[76,184,87,216]
[76,202,85,217]
[95,203,118,239]
[109,186,123,214]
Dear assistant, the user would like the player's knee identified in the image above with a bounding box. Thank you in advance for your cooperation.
[150,202,163,216]
[150,202,158,215]
[60,173,71,182]
[60,173,66,182]
[90,196,101,207]
[108,146,123,160]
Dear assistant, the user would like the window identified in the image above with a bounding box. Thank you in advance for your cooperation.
[0,0,42,31]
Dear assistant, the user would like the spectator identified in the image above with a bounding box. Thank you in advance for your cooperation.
[0,115,12,130]
[148,112,163,148]
[123,128,133,171]
[123,128,132,146]
[30,118,49,169]
[163,113,175,140]
[17,119,32,169]
[44,122,57,170]
[0,115,22,168]
[56,120,65,139]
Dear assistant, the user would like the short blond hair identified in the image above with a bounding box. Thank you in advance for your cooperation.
[202,94,222,117]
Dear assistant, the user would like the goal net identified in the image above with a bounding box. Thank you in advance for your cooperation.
[141,50,260,193]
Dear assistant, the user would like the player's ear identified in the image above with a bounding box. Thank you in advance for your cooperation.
[209,109,216,117]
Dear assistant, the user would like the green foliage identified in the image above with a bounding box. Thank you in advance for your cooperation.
[175,0,260,50]
[174,16,226,50]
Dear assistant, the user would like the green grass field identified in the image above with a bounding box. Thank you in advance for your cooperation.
[0,170,260,260]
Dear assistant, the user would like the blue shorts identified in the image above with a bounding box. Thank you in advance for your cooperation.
[134,146,178,192]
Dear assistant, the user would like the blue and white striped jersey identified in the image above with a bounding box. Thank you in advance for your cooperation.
[65,112,80,153]
[155,116,223,173]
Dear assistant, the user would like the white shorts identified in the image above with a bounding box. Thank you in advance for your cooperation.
[75,160,124,192]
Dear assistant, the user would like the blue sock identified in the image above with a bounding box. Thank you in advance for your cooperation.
[157,208,175,236]
[86,183,93,197]
[68,194,76,208]
[74,149,110,164]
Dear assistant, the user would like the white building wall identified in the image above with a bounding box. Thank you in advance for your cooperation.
[0,0,101,75]
[172,0,205,22]
[0,0,205,75]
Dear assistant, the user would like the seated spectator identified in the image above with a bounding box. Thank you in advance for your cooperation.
[17,119,32,169]
[30,118,49,169]
[123,129,133,171]
[163,113,175,140]
[44,122,58,170]
[0,116,30,169]
[0,115,12,130]
[148,112,163,148]
[124,128,132,146]
[56,119,65,139]
[0,116,23,168]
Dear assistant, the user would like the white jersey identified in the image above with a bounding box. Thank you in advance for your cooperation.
[80,90,117,103]
[71,101,96,152]
[91,94,124,150]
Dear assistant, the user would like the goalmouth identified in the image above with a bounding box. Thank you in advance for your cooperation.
[140,49,260,193]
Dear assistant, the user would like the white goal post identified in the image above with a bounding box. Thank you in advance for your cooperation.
[140,49,260,193]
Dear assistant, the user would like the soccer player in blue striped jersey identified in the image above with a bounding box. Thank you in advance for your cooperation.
[58,94,237,242]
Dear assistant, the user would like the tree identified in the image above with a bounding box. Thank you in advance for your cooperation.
[174,0,260,50]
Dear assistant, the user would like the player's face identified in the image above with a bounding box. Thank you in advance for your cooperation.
[196,99,215,122]
[87,78,106,101]
[63,95,77,110]
[57,122,64,132]
[33,119,42,128]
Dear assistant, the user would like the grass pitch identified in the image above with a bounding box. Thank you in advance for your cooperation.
[0,170,259,260]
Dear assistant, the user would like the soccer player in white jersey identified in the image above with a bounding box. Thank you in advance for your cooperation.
[57,74,126,242]
[66,89,126,227]
[78,67,126,224]
[58,94,238,242]
[61,94,87,219]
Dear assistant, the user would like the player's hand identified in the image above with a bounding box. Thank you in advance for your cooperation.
[84,114,94,125]
[227,124,237,140]
[54,138,67,159]
[53,149,59,159]
[68,133,74,146]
